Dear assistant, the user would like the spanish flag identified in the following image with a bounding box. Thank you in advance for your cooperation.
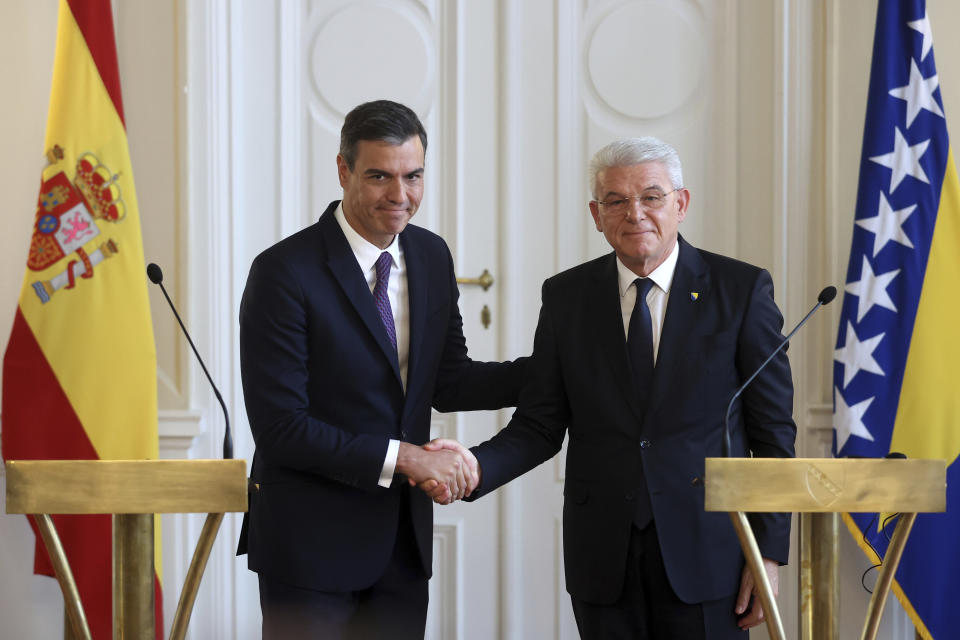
[833,1,960,637]
[1,1,162,637]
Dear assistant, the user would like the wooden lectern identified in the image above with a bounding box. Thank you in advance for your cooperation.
[4,459,248,640]
[704,457,946,640]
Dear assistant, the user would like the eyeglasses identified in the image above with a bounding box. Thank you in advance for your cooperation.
[594,188,680,216]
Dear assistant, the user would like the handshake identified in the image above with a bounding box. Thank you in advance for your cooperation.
[396,438,479,505]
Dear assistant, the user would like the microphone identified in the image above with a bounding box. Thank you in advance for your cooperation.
[147,263,233,459]
[722,286,836,457]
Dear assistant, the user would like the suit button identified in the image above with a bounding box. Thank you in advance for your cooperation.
[691,476,701,486]
[401,430,408,440]
[639,440,651,449]
[625,492,635,501]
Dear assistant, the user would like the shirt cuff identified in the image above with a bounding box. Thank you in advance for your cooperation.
[378,439,400,488]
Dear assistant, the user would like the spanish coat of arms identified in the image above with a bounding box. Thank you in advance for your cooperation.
[29,144,124,303]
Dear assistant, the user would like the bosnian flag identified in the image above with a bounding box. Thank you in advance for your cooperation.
[833,1,960,638]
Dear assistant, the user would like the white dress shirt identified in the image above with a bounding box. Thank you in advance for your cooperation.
[334,204,407,488]
[616,240,680,365]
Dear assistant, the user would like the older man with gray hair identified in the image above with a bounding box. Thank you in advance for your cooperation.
[443,136,797,638]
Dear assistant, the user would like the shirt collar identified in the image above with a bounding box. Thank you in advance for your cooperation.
[616,239,680,298]
[334,202,402,272]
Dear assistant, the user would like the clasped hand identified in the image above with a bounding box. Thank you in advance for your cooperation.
[397,439,479,505]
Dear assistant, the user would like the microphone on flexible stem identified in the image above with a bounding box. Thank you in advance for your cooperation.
[722,285,837,458]
[147,263,233,459]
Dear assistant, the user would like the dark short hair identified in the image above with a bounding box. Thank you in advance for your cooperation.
[339,100,428,170]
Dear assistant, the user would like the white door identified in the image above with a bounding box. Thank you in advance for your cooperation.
[423,3,512,637]
[210,1,796,638]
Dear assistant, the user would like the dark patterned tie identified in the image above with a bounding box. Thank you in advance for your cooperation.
[628,278,655,397]
[373,252,397,351]
[628,277,655,529]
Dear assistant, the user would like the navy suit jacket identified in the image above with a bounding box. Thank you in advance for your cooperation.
[470,236,796,604]
[237,201,524,591]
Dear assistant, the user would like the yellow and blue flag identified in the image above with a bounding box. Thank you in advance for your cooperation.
[833,1,960,637]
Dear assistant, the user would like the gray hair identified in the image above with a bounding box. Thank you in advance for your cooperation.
[588,137,684,198]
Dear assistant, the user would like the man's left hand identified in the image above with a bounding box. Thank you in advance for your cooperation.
[735,557,779,630]
[414,438,480,504]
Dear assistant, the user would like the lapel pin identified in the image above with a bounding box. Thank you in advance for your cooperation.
[690,292,699,301]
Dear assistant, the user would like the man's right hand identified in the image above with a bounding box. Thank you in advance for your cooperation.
[417,438,481,505]
[396,440,478,504]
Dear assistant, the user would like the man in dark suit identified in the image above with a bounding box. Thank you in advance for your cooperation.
[238,100,524,639]
[443,137,796,638]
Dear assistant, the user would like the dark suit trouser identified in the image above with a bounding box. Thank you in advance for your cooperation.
[570,523,747,640]
[259,487,428,640]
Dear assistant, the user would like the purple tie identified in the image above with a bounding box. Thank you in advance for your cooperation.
[373,252,397,351]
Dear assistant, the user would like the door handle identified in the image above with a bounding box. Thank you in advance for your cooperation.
[456,269,494,291]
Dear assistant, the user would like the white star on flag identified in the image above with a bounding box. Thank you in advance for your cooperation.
[855,191,916,256]
[845,256,899,322]
[833,388,875,451]
[907,12,933,61]
[869,127,930,193]
[834,321,885,388]
[888,58,943,128]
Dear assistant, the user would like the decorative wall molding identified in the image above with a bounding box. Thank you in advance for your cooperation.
[708,0,740,257]
[158,409,204,455]
[280,0,308,237]
[178,0,244,637]
[581,1,706,128]
[430,411,458,441]
[554,0,588,271]
[304,0,436,130]
[427,522,461,639]
[498,0,527,634]
[805,404,837,459]
[436,0,464,246]
[807,404,834,432]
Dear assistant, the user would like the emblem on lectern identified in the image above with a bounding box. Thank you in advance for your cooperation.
[804,462,845,508]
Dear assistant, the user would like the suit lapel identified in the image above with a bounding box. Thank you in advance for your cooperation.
[644,237,711,420]
[320,206,402,384]
[592,254,647,424]
[401,230,427,406]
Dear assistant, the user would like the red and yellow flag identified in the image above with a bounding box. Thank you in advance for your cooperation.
[1,1,162,637]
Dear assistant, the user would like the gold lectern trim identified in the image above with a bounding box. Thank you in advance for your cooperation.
[34,514,92,640]
[169,512,225,640]
[5,459,248,514]
[704,458,945,513]
[729,511,786,640]
[860,512,917,640]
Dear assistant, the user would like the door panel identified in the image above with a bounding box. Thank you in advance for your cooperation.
[228,1,791,638]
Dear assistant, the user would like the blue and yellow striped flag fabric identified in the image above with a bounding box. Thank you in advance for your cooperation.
[832,1,960,638]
